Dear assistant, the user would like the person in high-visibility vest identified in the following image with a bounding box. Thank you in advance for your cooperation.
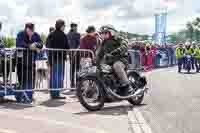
[185,42,193,55]
[191,41,197,70]
[176,43,185,73]
[184,41,194,70]
[194,44,200,72]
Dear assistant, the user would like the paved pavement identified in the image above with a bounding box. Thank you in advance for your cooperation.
[0,67,200,133]
[0,93,133,133]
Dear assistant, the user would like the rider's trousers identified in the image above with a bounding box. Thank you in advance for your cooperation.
[113,61,129,85]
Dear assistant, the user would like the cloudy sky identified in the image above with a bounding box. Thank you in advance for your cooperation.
[0,0,200,36]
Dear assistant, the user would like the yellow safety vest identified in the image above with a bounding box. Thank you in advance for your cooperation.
[185,48,193,55]
[194,48,200,59]
[176,47,184,59]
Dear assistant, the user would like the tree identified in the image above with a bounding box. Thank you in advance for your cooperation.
[2,37,15,48]
[142,35,149,40]
[40,33,47,44]
[186,22,194,40]
[168,33,177,43]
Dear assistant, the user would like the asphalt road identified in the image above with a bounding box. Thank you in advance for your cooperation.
[138,67,200,133]
[0,67,200,133]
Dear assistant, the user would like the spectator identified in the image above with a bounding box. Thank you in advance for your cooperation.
[80,26,97,53]
[151,43,158,67]
[67,23,81,88]
[0,22,2,42]
[79,26,97,69]
[46,19,69,99]
[0,22,6,102]
[49,27,55,33]
[16,23,42,103]
[68,23,80,49]
[140,43,146,67]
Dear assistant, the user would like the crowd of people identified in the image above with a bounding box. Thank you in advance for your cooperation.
[128,41,176,71]
[0,19,100,103]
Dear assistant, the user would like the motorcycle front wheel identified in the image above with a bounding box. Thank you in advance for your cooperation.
[77,77,105,111]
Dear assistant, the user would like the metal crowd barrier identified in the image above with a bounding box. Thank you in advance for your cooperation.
[0,48,95,97]
[0,47,177,101]
[128,50,143,70]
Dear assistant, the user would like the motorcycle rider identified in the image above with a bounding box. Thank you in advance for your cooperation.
[176,43,185,73]
[96,25,135,96]
[184,42,194,69]
[185,42,194,55]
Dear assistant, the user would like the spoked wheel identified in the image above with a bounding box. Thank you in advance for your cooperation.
[77,77,105,111]
[127,71,145,105]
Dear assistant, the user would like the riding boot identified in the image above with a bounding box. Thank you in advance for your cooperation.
[120,83,136,96]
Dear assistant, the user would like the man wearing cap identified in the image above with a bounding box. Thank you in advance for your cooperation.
[176,43,185,73]
[67,23,81,88]
[16,23,42,103]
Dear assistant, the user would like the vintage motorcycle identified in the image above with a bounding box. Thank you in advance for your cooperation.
[184,54,192,73]
[77,63,148,111]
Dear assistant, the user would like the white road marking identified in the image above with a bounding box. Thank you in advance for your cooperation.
[0,110,107,133]
[128,108,153,133]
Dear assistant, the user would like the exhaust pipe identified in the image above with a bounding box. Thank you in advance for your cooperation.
[106,86,147,100]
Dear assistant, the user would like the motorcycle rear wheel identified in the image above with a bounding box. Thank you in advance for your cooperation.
[127,71,145,105]
[77,77,105,111]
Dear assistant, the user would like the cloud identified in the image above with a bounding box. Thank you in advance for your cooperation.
[0,0,199,36]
